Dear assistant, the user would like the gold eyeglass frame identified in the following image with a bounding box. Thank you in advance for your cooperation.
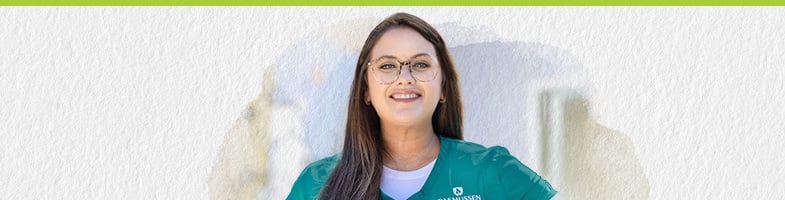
[366,54,439,85]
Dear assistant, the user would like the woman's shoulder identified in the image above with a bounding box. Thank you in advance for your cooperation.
[440,136,518,162]
[439,136,558,199]
[303,153,341,176]
[286,154,340,200]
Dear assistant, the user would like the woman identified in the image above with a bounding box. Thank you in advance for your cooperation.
[287,12,556,200]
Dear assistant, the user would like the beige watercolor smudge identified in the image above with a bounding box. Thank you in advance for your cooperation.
[207,18,378,199]
[208,66,274,200]
[543,90,650,199]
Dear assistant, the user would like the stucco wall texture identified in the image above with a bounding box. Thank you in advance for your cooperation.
[2,7,784,199]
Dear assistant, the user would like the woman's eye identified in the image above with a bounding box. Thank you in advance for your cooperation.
[379,64,397,70]
[412,62,430,69]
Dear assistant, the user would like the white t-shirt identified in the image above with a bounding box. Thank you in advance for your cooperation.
[380,159,437,200]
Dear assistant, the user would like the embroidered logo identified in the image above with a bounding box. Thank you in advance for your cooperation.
[437,186,481,200]
[453,187,463,196]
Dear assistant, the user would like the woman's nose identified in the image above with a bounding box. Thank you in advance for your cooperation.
[396,65,415,85]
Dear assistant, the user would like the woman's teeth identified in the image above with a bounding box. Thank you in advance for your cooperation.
[392,94,419,99]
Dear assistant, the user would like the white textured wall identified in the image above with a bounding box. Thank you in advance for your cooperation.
[2,7,784,199]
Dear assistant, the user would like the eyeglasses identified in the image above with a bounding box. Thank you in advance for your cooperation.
[366,54,439,85]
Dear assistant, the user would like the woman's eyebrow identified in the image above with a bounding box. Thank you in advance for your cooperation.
[374,55,399,60]
[374,53,433,60]
[410,53,432,58]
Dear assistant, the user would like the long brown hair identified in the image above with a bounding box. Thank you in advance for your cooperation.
[320,12,463,199]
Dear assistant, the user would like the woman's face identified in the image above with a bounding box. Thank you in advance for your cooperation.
[366,27,443,128]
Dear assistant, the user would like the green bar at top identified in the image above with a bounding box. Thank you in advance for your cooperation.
[1,0,784,6]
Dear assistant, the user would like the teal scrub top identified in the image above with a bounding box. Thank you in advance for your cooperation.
[287,136,557,200]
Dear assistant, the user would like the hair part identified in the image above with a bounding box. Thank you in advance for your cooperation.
[319,12,463,199]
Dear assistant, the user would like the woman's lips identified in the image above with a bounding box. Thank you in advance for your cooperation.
[390,92,421,103]
[391,93,419,99]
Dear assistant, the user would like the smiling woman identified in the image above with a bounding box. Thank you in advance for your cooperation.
[286,12,557,200]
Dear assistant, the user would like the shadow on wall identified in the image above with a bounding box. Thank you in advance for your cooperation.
[207,66,275,200]
[450,40,584,164]
[542,90,650,199]
[207,18,650,200]
[208,36,358,200]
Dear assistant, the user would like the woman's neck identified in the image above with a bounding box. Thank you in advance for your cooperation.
[380,123,441,171]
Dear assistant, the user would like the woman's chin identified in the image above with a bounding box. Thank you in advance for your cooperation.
[383,112,431,125]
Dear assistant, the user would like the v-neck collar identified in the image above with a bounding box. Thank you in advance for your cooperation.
[381,135,449,200]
